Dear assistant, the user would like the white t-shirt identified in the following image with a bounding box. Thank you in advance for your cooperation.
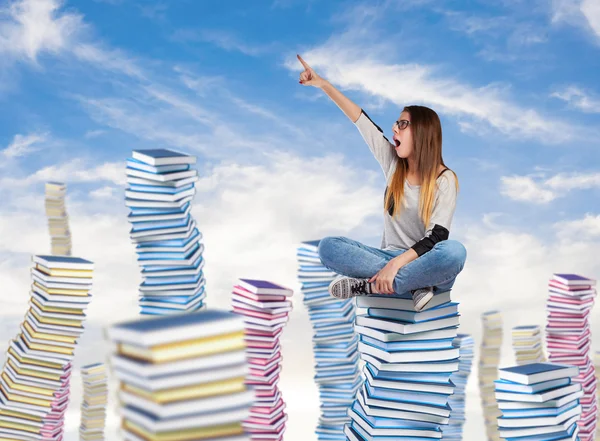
[354,109,458,253]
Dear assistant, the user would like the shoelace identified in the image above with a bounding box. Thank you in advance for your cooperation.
[350,279,368,295]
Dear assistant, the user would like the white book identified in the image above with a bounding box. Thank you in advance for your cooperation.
[107,309,244,346]
[360,353,458,373]
[110,350,246,378]
[495,383,582,403]
[126,167,197,182]
[497,405,581,428]
[123,405,249,432]
[359,342,458,363]
[355,314,460,335]
[127,175,199,188]
[356,291,451,311]
[118,388,254,419]
[354,323,457,342]
[125,186,196,202]
[498,417,578,438]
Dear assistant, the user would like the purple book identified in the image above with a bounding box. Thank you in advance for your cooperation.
[552,274,596,287]
[238,279,293,297]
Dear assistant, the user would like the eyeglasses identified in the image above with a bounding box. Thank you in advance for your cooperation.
[394,119,411,130]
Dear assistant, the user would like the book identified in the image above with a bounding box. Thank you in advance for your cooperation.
[237,279,293,296]
[107,310,245,346]
[132,149,197,166]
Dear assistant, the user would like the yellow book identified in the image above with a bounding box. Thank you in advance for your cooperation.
[30,308,83,328]
[122,376,246,404]
[118,330,245,363]
[30,297,84,317]
[21,338,74,356]
[35,264,92,279]
[32,281,89,296]
[0,419,39,434]
[8,347,63,370]
[7,359,62,382]
[0,408,43,423]
[23,321,77,344]
[0,385,52,408]
[2,372,55,397]
[124,419,243,441]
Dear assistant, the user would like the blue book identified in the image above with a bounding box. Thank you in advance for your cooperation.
[131,216,191,233]
[132,149,196,166]
[141,256,202,274]
[128,182,194,194]
[33,255,94,270]
[367,304,459,323]
[128,204,188,215]
[495,377,571,394]
[138,243,199,262]
[366,364,453,384]
[499,363,579,385]
[552,273,595,286]
[137,229,200,249]
[238,278,293,296]
[359,335,455,352]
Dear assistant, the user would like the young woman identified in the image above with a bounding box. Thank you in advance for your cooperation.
[297,54,467,312]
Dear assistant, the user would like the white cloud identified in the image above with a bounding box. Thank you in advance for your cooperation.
[2,132,47,158]
[551,0,600,41]
[170,29,278,56]
[0,158,125,188]
[0,0,83,62]
[500,171,600,203]
[551,85,600,113]
[554,213,600,240]
[0,0,142,78]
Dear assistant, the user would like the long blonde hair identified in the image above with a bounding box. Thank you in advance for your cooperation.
[384,105,459,227]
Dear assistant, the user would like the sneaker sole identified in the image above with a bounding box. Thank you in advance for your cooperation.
[328,275,356,300]
[414,291,434,312]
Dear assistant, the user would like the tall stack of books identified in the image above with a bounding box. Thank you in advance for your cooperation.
[79,362,108,440]
[512,325,546,365]
[45,181,72,256]
[595,351,600,439]
[443,333,474,440]
[296,240,359,440]
[495,362,582,440]
[107,309,254,441]
[0,255,94,440]
[546,273,597,441]
[479,310,503,441]
[125,148,205,315]
[231,278,293,441]
[346,290,459,441]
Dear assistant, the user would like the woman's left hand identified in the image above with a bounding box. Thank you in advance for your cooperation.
[369,260,402,295]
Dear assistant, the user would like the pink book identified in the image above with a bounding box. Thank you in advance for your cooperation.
[251,399,285,416]
[234,307,289,321]
[246,327,284,338]
[247,340,279,349]
[232,285,288,302]
[249,352,282,366]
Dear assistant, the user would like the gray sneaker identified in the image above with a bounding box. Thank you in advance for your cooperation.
[328,275,372,300]
[412,287,434,312]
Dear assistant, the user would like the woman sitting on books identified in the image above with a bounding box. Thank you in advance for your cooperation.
[297,54,467,312]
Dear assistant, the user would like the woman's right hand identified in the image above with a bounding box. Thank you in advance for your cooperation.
[297,54,326,88]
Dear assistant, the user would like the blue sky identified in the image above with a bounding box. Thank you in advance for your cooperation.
[0,0,600,440]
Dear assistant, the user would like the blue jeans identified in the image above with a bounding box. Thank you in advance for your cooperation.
[317,236,467,297]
